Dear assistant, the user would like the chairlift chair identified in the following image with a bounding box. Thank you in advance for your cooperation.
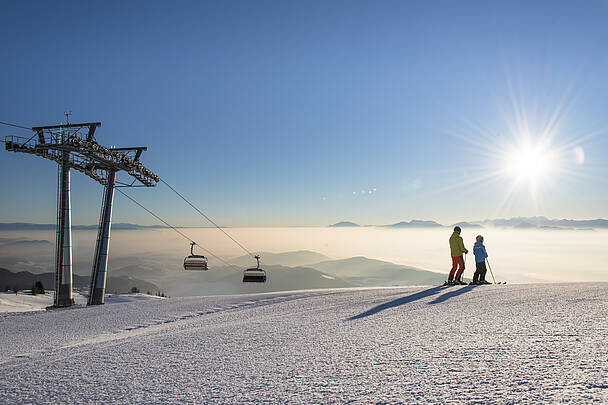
[242,255,266,282]
[183,242,208,271]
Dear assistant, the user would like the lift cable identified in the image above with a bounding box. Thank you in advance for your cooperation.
[158,177,256,258]
[115,188,240,270]
[0,121,32,130]
[1,118,258,263]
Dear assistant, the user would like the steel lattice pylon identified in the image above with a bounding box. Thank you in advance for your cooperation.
[5,121,158,307]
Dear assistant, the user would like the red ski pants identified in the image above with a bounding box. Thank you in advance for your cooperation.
[448,256,465,281]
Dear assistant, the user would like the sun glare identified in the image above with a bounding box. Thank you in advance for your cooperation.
[505,142,554,182]
[437,78,596,217]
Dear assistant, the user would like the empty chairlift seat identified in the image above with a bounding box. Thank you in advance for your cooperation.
[183,242,208,271]
[242,255,266,282]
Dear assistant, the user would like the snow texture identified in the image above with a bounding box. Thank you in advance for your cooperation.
[0,292,162,313]
[0,283,607,403]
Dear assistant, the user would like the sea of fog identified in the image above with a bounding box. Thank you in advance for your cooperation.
[1,227,607,284]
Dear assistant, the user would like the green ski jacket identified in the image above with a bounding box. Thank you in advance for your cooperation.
[449,232,468,257]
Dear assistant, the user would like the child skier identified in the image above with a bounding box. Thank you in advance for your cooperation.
[472,235,490,285]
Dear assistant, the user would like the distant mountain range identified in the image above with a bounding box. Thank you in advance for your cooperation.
[480,217,608,229]
[386,220,443,228]
[328,220,445,228]
[232,252,446,287]
[168,254,446,296]
[329,221,360,227]
[229,250,331,267]
[0,223,167,231]
[0,238,52,246]
[310,256,445,286]
[451,221,483,228]
[0,238,451,296]
[2,216,606,233]
[329,217,608,230]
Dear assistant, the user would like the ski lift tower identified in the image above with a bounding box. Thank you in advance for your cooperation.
[4,118,159,307]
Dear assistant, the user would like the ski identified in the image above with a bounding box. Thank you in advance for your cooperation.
[442,282,469,286]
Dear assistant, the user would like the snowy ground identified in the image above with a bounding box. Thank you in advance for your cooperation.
[0,291,162,313]
[0,283,606,403]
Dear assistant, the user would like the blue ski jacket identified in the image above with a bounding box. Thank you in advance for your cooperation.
[473,241,488,263]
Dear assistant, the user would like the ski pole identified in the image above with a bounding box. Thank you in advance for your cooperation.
[486,258,497,284]
[462,252,466,283]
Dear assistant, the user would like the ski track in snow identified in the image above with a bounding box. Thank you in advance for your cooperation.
[0,283,607,404]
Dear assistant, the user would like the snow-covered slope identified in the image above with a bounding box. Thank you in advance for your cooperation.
[1,283,606,403]
[0,291,162,313]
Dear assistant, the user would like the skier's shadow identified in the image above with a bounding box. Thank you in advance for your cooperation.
[347,285,447,320]
[428,284,476,304]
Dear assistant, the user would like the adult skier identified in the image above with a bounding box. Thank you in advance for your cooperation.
[472,235,490,284]
[446,226,468,285]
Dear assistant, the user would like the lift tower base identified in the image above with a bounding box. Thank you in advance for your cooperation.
[88,170,116,305]
[53,151,74,307]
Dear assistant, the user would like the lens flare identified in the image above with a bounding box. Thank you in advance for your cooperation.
[572,146,585,165]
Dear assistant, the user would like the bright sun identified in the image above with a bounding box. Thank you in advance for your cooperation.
[504,142,554,183]
[443,86,591,214]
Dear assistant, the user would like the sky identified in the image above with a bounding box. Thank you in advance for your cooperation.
[1,0,608,227]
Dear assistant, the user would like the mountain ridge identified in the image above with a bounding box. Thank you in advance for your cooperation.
[0,223,168,231]
[329,221,360,227]
[3,216,607,231]
[328,217,608,229]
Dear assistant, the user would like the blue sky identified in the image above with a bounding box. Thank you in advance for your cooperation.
[1,1,607,226]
